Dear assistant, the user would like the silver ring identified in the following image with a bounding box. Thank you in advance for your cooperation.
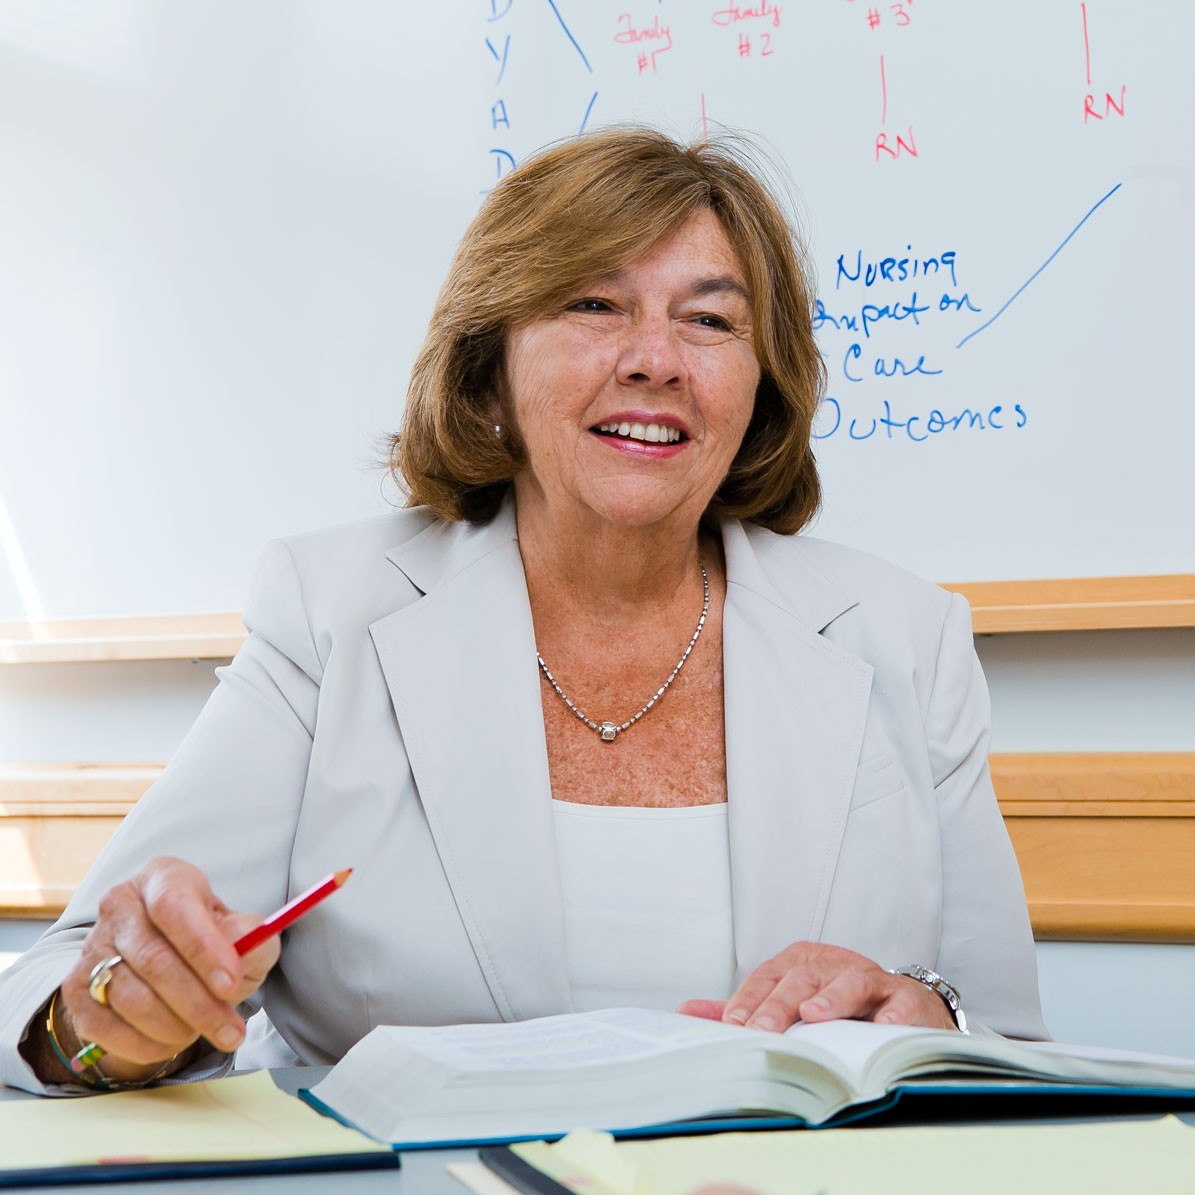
[87,954,123,1008]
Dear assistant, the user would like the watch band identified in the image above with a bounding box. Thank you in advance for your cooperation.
[886,964,969,1035]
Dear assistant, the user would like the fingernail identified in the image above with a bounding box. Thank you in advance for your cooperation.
[748,1014,776,1032]
[806,997,829,1013]
[216,1025,242,1051]
[211,970,233,996]
[724,1009,748,1025]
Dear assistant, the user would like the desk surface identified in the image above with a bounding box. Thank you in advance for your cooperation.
[4,1069,1195,1194]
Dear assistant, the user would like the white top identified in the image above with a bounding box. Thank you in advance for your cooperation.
[551,800,737,1013]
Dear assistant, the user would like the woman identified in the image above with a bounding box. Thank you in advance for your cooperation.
[0,128,1046,1094]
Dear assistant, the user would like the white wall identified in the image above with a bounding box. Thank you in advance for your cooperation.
[977,629,1195,754]
[0,660,220,761]
[1036,942,1195,1057]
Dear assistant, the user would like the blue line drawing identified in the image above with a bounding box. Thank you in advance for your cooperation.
[955,183,1122,350]
[485,34,512,85]
[546,0,593,73]
[487,0,514,20]
[579,91,599,134]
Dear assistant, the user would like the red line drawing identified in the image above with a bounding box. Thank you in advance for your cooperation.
[1081,2,1092,86]
[880,54,888,125]
[701,92,709,138]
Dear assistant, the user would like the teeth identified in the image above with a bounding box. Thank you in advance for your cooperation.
[597,421,682,444]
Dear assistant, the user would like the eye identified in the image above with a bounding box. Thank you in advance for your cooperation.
[690,313,733,332]
[568,297,614,314]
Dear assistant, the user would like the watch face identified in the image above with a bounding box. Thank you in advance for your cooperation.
[900,965,938,984]
[897,966,960,1008]
[890,965,967,1033]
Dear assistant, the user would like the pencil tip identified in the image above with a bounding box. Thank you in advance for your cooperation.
[334,868,353,885]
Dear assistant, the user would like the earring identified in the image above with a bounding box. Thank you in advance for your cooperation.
[493,423,503,437]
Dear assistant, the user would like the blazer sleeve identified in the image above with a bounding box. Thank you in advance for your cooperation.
[928,592,1050,1040]
[0,540,322,1094]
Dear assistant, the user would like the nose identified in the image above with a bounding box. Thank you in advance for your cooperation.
[615,314,686,390]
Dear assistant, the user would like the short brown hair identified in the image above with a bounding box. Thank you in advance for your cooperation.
[391,126,824,533]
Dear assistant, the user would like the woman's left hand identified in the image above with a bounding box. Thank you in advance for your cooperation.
[677,941,958,1033]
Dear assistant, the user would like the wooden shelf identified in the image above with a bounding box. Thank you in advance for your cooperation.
[945,574,1195,634]
[992,752,1195,812]
[0,762,162,816]
[1,575,1191,663]
[992,753,1195,943]
[0,613,244,664]
[0,764,161,916]
[4,755,1195,939]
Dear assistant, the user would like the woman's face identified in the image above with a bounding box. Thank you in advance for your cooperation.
[504,209,761,535]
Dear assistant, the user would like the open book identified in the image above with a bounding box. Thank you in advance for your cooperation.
[303,1007,1195,1148]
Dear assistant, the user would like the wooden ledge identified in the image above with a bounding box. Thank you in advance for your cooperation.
[0,763,164,816]
[0,764,164,916]
[992,752,1195,815]
[0,613,244,663]
[1,575,1192,663]
[944,574,1195,634]
[1028,902,1195,942]
[3,755,1195,938]
[992,753,1195,943]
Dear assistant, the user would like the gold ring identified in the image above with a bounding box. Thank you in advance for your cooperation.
[87,955,123,1008]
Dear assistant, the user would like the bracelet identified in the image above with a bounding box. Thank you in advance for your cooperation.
[44,990,83,1077]
[886,964,970,1035]
[45,989,178,1090]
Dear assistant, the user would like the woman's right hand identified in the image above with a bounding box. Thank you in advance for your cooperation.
[48,857,279,1085]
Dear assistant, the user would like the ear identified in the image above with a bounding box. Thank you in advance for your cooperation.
[486,366,515,429]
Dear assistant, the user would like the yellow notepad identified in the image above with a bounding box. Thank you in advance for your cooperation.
[0,1071,395,1181]
[499,1116,1195,1195]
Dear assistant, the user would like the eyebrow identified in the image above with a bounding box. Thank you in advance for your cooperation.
[582,272,753,305]
[688,275,752,304]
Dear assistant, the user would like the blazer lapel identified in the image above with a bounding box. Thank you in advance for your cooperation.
[721,522,874,979]
[368,504,570,1022]
[366,507,874,1013]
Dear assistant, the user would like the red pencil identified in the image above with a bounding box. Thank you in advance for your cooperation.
[234,868,353,955]
[69,868,352,1075]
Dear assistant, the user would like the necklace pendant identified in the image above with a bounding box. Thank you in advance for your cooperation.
[538,562,709,745]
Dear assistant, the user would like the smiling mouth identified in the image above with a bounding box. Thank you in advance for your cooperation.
[594,421,685,445]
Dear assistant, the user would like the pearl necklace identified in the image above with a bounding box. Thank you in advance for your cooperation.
[536,563,710,743]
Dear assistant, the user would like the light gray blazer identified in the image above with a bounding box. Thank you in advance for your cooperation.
[0,501,1047,1092]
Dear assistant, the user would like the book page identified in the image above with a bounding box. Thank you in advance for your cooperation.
[1027,1038,1195,1071]
[0,1072,390,1171]
[371,1008,748,1074]
[868,1026,1195,1089]
[773,1019,935,1090]
[307,1010,794,1143]
[776,1020,1195,1093]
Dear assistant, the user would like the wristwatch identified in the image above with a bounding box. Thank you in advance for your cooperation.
[886,964,969,1035]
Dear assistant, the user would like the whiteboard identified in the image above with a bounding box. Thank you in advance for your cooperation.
[0,0,1191,618]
